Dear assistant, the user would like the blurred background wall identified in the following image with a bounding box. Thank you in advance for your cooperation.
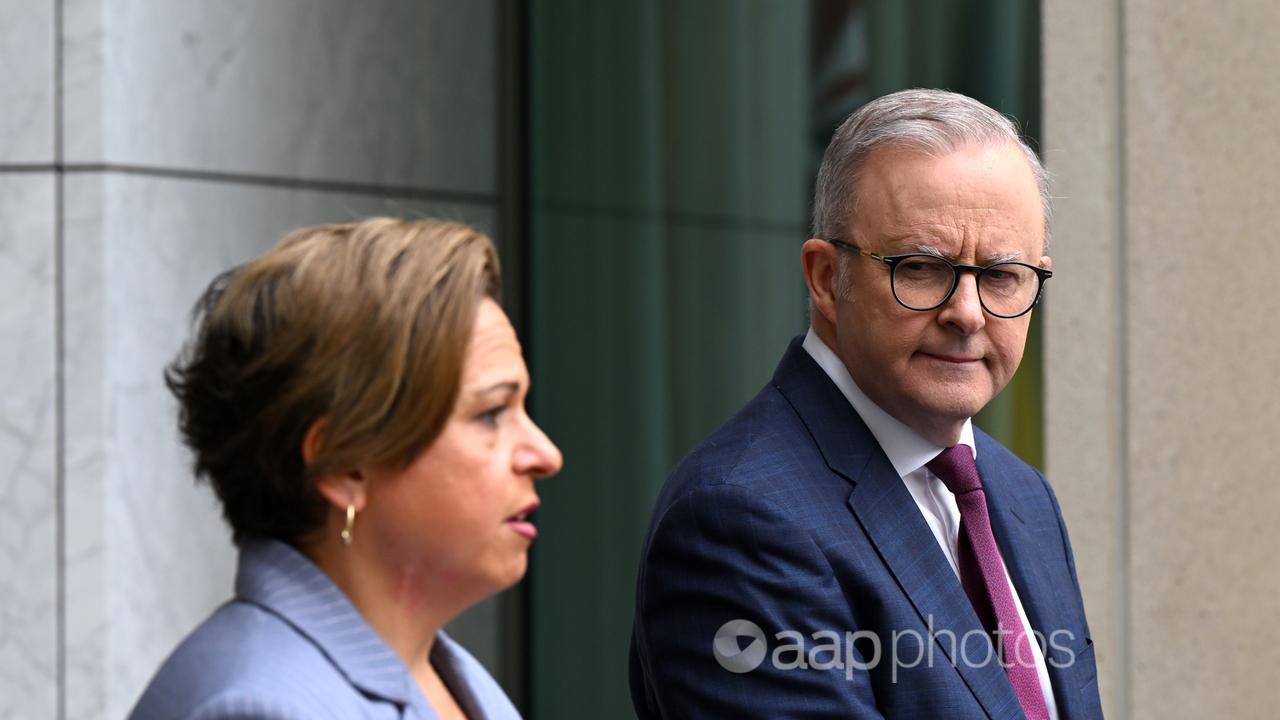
[1,1,1277,718]
[525,2,1041,716]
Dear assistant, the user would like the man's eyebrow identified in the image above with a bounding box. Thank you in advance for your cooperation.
[900,241,948,257]
[898,242,1023,264]
[982,251,1024,264]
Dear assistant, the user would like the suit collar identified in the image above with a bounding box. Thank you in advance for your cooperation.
[773,337,1025,718]
[976,433,1067,652]
[234,539,427,712]
[771,336,878,485]
[976,435,1090,718]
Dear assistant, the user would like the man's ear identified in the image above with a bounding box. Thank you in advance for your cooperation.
[303,417,367,512]
[1041,254,1052,271]
[802,238,841,325]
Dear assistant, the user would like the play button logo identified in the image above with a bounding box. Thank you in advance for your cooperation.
[712,619,767,673]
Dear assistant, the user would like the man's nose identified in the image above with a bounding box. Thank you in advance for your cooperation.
[936,272,986,334]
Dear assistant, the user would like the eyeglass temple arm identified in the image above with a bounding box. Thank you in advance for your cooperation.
[825,239,891,264]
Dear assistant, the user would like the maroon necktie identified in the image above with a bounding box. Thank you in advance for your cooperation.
[927,445,1050,720]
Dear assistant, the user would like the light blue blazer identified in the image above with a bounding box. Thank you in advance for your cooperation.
[130,539,522,719]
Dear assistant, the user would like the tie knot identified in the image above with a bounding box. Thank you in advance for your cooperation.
[926,445,982,495]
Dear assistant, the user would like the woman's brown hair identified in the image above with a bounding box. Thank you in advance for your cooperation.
[166,217,501,544]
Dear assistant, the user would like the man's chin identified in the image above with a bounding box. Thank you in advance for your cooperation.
[908,387,993,426]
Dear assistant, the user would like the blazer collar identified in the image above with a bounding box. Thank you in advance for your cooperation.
[772,337,1026,719]
[234,539,426,712]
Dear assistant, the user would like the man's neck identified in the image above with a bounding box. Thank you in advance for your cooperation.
[805,322,972,462]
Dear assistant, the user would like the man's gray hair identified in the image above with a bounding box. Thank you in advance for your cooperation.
[811,88,1051,245]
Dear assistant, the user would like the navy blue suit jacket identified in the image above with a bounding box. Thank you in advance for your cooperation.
[630,338,1102,718]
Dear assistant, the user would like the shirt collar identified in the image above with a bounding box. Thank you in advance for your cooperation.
[801,327,976,477]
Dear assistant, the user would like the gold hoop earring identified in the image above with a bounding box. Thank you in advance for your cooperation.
[341,504,356,546]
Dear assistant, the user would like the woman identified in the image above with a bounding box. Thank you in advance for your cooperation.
[131,218,562,719]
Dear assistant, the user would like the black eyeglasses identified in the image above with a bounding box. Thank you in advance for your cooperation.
[823,239,1052,319]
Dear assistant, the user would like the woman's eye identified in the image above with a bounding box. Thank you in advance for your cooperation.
[477,406,505,426]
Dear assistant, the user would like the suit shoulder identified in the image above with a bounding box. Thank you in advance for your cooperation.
[130,601,363,719]
[181,690,312,720]
[641,381,847,542]
[665,383,812,493]
[973,426,1034,468]
[973,425,1063,520]
[973,426,1050,486]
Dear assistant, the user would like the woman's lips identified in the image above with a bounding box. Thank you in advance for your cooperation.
[507,521,537,540]
[506,502,540,540]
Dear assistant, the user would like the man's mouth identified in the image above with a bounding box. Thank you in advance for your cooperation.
[920,352,982,364]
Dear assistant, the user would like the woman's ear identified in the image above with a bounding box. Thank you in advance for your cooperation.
[315,471,367,513]
[302,416,328,466]
[304,417,368,512]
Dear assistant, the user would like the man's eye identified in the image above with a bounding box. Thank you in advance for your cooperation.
[899,260,948,278]
[983,267,1025,287]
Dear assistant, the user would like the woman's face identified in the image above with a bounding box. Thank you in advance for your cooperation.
[360,298,562,603]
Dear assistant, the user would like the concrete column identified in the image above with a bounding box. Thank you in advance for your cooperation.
[1044,1,1280,717]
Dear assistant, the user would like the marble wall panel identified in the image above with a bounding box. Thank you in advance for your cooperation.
[62,169,496,718]
[0,1,54,163]
[0,172,57,720]
[61,0,496,193]
[62,171,108,720]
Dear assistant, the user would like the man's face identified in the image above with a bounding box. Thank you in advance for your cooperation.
[830,141,1048,441]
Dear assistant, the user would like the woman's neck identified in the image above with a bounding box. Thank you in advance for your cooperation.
[301,534,466,672]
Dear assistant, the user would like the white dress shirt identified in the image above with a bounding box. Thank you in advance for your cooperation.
[802,329,1058,719]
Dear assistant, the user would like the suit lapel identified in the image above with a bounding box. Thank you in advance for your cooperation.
[978,440,1086,719]
[772,340,1022,719]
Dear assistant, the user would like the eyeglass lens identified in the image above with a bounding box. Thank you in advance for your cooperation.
[891,256,1041,317]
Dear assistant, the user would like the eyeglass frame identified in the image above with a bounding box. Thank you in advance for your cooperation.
[822,238,1053,319]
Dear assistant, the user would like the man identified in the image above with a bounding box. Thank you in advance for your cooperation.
[629,89,1102,719]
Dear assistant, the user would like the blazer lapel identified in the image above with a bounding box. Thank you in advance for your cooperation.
[772,339,1023,719]
[234,539,428,714]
